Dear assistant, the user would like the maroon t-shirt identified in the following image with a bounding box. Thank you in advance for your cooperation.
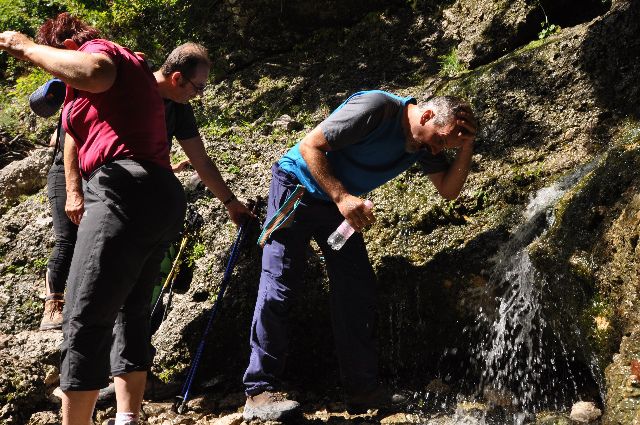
[62,39,169,176]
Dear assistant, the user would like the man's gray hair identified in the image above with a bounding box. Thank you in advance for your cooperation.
[420,96,472,127]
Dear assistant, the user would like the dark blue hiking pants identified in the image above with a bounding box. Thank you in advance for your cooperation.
[243,164,378,396]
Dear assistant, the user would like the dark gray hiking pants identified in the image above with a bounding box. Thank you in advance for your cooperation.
[60,159,185,391]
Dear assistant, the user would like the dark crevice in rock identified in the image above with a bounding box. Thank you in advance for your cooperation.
[465,0,612,69]
[539,0,611,28]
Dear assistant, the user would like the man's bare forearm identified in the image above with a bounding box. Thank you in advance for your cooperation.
[179,137,234,201]
[298,127,374,230]
[298,127,349,203]
[436,143,474,200]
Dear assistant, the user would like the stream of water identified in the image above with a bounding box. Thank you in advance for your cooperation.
[419,161,600,424]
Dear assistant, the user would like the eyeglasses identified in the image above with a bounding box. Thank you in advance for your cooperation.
[183,75,207,94]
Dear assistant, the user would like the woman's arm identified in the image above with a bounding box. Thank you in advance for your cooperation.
[63,134,84,225]
[0,31,116,93]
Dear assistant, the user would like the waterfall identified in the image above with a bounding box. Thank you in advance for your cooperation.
[468,160,599,422]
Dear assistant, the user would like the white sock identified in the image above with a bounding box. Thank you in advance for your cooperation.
[115,412,138,424]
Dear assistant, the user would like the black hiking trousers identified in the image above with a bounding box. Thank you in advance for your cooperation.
[60,159,185,391]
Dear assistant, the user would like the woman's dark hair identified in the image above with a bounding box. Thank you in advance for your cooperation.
[36,12,101,49]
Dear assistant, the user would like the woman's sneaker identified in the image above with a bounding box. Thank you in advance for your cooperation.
[39,295,64,331]
[243,391,300,422]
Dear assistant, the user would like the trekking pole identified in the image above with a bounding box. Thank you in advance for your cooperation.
[150,206,204,321]
[151,234,190,320]
[174,204,257,414]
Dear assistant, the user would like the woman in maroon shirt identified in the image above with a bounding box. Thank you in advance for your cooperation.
[1,14,186,425]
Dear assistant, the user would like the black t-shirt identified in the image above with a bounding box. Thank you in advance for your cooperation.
[163,99,200,145]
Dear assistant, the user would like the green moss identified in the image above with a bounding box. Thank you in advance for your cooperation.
[186,241,206,268]
[31,257,48,272]
[3,262,27,275]
[16,297,41,318]
[512,165,544,187]
[581,295,616,368]
[438,48,468,78]
[155,356,189,384]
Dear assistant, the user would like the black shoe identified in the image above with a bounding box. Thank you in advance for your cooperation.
[345,386,408,414]
[243,391,300,422]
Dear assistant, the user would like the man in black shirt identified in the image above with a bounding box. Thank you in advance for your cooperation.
[153,42,253,225]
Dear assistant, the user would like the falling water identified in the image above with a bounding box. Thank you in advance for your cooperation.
[469,160,599,423]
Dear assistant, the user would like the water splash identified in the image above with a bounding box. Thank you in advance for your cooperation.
[472,160,599,419]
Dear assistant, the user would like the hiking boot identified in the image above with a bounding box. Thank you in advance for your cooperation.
[345,386,408,414]
[96,382,116,405]
[39,295,64,331]
[105,420,138,425]
[243,391,300,422]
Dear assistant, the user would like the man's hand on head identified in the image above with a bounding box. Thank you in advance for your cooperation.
[453,109,478,147]
[335,194,375,232]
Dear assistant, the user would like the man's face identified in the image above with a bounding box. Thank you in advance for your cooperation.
[175,64,209,103]
[407,119,462,155]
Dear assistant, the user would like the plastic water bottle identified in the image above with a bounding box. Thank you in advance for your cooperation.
[327,200,373,250]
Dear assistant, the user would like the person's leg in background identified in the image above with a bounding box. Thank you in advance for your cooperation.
[41,163,78,330]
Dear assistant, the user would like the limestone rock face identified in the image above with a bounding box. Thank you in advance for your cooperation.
[441,0,539,67]
[0,331,63,423]
[0,148,51,214]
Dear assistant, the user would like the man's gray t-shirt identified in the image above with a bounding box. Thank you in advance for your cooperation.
[279,90,449,200]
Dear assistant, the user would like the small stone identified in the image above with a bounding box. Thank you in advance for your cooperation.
[26,411,60,425]
[569,401,601,423]
[51,386,63,401]
[44,365,59,387]
[594,316,609,331]
[35,216,53,227]
[455,401,488,420]
[271,115,303,132]
[210,412,243,425]
[185,172,203,192]
[380,412,420,423]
